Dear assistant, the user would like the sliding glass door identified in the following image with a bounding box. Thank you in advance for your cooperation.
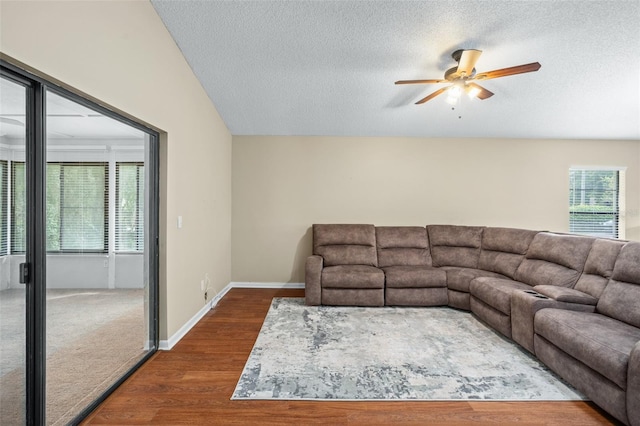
[0,72,29,426]
[43,91,156,424]
[0,62,159,425]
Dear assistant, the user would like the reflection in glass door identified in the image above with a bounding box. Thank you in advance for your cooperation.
[0,74,28,426]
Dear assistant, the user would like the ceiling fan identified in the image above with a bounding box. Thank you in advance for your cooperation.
[395,49,541,105]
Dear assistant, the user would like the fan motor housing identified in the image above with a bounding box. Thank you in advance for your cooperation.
[445,66,476,81]
[451,49,465,62]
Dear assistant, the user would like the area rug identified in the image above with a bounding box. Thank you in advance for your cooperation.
[232,298,585,401]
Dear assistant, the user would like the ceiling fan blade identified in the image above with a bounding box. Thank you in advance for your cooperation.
[415,87,450,104]
[457,49,482,76]
[475,62,541,80]
[395,79,447,85]
[466,82,494,100]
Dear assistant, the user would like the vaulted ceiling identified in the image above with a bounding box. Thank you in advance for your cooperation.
[151,0,640,140]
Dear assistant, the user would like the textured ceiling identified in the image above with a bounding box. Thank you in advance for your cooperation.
[151,0,640,140]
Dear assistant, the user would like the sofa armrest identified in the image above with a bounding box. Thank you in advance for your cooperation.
[533,285,598,305]
[628,340,640,426]
[511,289,596,354]
[305,255,323,305]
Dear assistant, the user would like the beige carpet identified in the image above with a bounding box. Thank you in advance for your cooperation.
[0,290,148,425]
[46,306,146,425]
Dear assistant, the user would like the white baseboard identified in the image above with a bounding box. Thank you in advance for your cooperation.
[158,298,215,350]
[231,282,305,289]
[158,281,304,350]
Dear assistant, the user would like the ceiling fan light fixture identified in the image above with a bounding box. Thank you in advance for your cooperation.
[446,85,462,105]
[465,84,481,99]
[395,49,541,106]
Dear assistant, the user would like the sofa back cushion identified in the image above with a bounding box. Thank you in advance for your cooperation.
[575,239,626,299]
[313,224,377,267]
[597,242,640,327]
[376,226,431,268]
[479,227,538,278]
[515,232,594,287]
[427,225,483,268]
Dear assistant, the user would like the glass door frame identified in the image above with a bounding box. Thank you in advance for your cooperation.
[1,65,46,426]
[1,58,160,425]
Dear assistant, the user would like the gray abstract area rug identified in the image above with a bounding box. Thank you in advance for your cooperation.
[232,298,586,401]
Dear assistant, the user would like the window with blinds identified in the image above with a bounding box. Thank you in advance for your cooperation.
[115,162,144,252]
[569,169,621,239]
[54,163,108,252]
[11,162,108,253]
[11,162,26,253]
[0,160,7,256]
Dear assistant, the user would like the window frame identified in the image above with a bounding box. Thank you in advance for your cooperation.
[569,167,625,239]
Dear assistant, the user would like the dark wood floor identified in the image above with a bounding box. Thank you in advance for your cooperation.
[83,288,618,425]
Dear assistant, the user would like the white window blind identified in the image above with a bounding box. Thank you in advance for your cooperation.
[569,169,621,239]
[115,162,144,252]
[0,160,7,256]
[55,163,108,252]
[11,162,108,253]
[10,161,26,253]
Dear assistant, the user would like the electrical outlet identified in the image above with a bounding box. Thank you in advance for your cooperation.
[200,280,205,291]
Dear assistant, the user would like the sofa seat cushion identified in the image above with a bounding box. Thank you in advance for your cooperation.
[322,265,385,289]
[470,277,531,315]
[383,266,446,289]
[443,267,506,293]
[535,309,640,389]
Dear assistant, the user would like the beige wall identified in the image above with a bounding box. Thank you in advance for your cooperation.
[1,1,232,340]
[232,136,640,283]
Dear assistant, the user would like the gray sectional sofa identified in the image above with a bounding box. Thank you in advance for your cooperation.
[305,223,640,426]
